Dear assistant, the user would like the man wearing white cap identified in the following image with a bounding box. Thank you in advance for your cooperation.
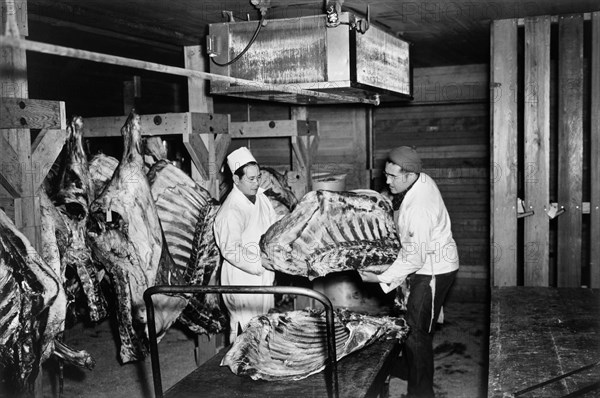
[213,147,278,342]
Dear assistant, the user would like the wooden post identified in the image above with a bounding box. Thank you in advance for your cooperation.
[557,15,584,287]
[591,12,600,288]
[184,45,230,200]
[523,16,550,286]
[289,107,312,309]
[290,106,309,198]
[1,0,41,250]
[2,2,59,397]
[185,45,212,185]
[123,79,137,115]
[184,44,226,365]
[491,19,518,287]
[290,106,319,199]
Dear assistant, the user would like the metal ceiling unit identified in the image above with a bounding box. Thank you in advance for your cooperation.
[207,12,412,105]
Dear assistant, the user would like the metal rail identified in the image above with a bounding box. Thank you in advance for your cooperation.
[511,359,600,398]
[0,35,379,106]
[143,285,339,398]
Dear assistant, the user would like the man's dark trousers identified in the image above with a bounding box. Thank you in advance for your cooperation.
[404,270,457,398]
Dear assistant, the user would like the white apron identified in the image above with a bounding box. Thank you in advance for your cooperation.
[213,186,277,341]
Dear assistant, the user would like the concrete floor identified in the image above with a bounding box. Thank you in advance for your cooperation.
[41,284,488,398]
[390,300,489,398]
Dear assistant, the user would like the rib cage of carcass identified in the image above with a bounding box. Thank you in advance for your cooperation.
[1,207,94,395]
[221,308,410,381]
[147,160,226,335]
[260,190,401,279]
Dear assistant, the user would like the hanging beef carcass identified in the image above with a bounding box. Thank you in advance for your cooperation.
[38,189,69,347]
[147,160,227,335]
[259,167,298,217]
[0,209,94,394]
[220,167,297,218]
[260,189,400,279]
[51,116,107,323]
[221,308,409,381]
[142,136,168,172]
[88,153,119,200]
[87,111,187,363]
[39,190,96,368]
[89,137,228,336]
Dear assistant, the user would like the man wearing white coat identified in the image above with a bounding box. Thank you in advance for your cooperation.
[213,147,278,343]
[359,146,459,398]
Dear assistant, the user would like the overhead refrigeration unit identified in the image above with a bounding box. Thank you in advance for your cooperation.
[206,12,412,105]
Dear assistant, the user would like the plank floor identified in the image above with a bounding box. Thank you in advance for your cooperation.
[488,287,600,398]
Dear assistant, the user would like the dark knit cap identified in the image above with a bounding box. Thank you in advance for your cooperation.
[387,146,422,173]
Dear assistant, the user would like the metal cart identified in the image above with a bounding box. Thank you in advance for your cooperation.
[144,286,340,398]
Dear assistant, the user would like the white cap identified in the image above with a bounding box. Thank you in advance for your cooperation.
[227,147,257,173]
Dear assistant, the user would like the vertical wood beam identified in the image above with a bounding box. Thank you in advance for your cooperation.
[290,106,311,197]
[289,110,313,310]
[0,133,22,196]
[2,0,27,36]
[523,16,550,286]
[183,44,224,365]
[557,14,584,287]
[184,45,224,199]
[1,0,41,251]
[491,19,518,287]
[123,80,135,115]
[590,12,600,288]
[31,129,67,193]
[3,1,43,395]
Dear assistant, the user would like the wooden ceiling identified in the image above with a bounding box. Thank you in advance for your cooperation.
[25,0,600,67]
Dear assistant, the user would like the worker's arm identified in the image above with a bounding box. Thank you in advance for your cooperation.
[213,209,265,276]
[361,207,433,293]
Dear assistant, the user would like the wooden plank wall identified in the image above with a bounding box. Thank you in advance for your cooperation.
[214,100,291,165]
[213,100,368,190]
[491,14,598,287]
[523,17,551,286]
[309,106,367,190]
[592,12,600,288]
[557,15,584,287]
[491,19,519,286]
[412,64,488,104]
[373,101,489,279]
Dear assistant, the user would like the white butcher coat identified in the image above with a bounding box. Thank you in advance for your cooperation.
[377,172,459,293]
[213,185,278,340]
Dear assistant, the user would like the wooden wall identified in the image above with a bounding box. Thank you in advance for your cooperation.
[491,14,599,288]
[373,64,490,279]
[213,100,368,190]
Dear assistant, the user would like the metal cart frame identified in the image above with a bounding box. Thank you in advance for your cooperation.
[143,285,339,398]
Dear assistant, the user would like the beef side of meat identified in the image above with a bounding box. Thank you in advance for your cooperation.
[221,308,409,381]
[260,190,400,279]
[87,112,185,363]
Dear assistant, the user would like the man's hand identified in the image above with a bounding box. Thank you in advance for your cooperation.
[358,271,381,283]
